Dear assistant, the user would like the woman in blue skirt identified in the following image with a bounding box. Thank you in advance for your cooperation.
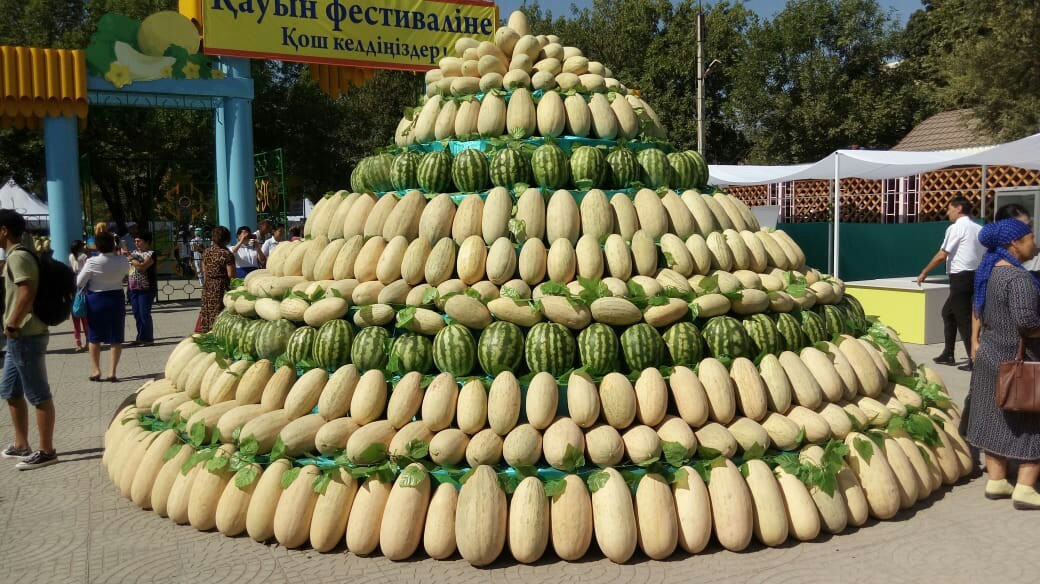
[76,232,128,382]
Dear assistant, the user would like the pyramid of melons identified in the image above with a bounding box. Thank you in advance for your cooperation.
[104,10,973,566]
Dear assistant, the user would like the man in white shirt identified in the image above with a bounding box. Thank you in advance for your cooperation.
[260,223,284,261]
[189,228,205,284]
[915,196,984,369]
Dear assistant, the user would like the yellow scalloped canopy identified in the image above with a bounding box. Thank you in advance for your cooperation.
[308,64,376,100]
[0,45,88,129]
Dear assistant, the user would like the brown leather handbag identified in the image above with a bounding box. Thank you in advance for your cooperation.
[996,340,1040,413]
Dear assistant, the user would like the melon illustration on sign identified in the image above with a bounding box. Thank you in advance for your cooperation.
[86,10,219,88]
[137,11,202,57]
[104,9,974,566]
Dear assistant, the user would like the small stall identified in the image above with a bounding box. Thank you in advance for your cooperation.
[843,277,950,344]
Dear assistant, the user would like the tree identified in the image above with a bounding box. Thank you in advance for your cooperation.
[909,0,1040,141]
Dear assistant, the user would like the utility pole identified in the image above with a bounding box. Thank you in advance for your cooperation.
[696,7,705,156]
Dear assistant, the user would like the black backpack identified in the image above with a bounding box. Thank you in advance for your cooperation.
[8,248,76,327]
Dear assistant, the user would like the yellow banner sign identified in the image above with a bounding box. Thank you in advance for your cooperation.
[201,0,498,71]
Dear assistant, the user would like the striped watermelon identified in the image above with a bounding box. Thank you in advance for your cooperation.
[606,147,640,189]
[636,148,672,189]
[570,146,607,188]
[362,153,394,192]
[489,147,531,188]
[702,316,753,360]
[391,151,422,191]
[433,324,477,376]
[577,323,619,376]
[351,157,372,193]
[525,322,576,376]
[531,141,570,189]
[389,333,433,374]
[742,314,783,356]
[220,314,248,354]
[286,326,317,365]
[238,319,264,358]
[417,150,453,193]
[667,152,698,189]
[313,319,354,370]
[254,319,296,360]
[838,295,867,335]
[773,312,807,352]
[477,321,525,375]
[799,310,829,344]
[662,322,704,366]
[620,323,666,371]
[351,325,390,371]
[682,150,709,188]
[814,304,849,338]
[452,148,490,193]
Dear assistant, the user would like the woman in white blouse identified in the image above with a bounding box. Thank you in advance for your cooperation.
[76,232,127,381]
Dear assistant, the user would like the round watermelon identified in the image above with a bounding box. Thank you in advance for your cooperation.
[636,148,673,189]
[662,322,704,366]
[363,153,395,192]
[742,314,783,357]
[702,316,753,360]
[577,323,619,376]
[682,150,709,188]
[254,319,296,360]
[531,142,570,189]
[477,321,525,376]
[570,146,607,188]
[351,326,390,371]
[774,312,807,352]
[390,150,422,191]
[667,152,698,189]
[606,147,639,189]
[417,150,453,193]
[389,333,433,374]
[620,323,666,371]
[433,324,477,376]
[285,325,317,365]
[525,322,576,376]
[489,148,531,188]
[452,148,490,193]
[313,319,353,370]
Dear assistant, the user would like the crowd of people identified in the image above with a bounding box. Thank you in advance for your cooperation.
[919,199,1040,510]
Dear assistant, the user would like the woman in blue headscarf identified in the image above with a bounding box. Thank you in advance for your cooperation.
[967,218,1040,509]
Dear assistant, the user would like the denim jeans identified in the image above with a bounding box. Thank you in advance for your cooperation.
[129,288,154,343]
[0,333,51,405]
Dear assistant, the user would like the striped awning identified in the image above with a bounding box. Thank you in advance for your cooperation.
[0,46,88,129]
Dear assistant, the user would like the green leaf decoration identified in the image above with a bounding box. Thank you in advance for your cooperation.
[561,444,586,473]
[853,437,874,462]
[662,441,692,468]
[234,465,260,489]
[162,443,183,462]
[743,442,767,461]
[544,478,567,498]
[281,466,301,489]
[586,470,609,493]
[697,445,722,460]
[205,455,229,473]
[421,287,440,305]
[269,436,287,461]
[357,442,389,465]
[189,422,206,447]
[406,439,430,460]
[313,469,334,495]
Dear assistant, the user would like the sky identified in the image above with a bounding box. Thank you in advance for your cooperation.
[493,0,923,24]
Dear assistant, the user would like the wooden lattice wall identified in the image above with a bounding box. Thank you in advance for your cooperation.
[728,165,1040,224]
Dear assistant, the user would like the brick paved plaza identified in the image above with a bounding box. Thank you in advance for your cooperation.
[0,302,1037,583]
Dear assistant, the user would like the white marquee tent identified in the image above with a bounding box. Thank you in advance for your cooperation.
[0,179,49,218]
[707,132,1040,277]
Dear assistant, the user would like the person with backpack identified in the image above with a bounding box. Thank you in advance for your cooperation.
[77,232,127,382]
[0,210,57,469]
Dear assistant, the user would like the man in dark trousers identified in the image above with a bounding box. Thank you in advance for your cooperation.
[915,196,983,370]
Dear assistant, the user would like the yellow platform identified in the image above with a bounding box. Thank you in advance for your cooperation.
[845,278,950,345]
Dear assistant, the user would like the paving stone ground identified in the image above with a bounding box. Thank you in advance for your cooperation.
[0,302,1036,583]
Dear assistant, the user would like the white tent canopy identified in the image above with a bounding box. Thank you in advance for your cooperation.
[707,131,1040,278]
[0,179,49,216]
[708,131,1040,186]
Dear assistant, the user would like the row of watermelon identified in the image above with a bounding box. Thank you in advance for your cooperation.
[351,144,709,195]
[211,299,866,379]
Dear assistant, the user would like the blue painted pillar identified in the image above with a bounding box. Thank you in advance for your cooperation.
[215,97,231,229]
[43,115,82,265]
[223,57,255,231]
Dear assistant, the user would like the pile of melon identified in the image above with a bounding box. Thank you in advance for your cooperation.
[103,10,973,566]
